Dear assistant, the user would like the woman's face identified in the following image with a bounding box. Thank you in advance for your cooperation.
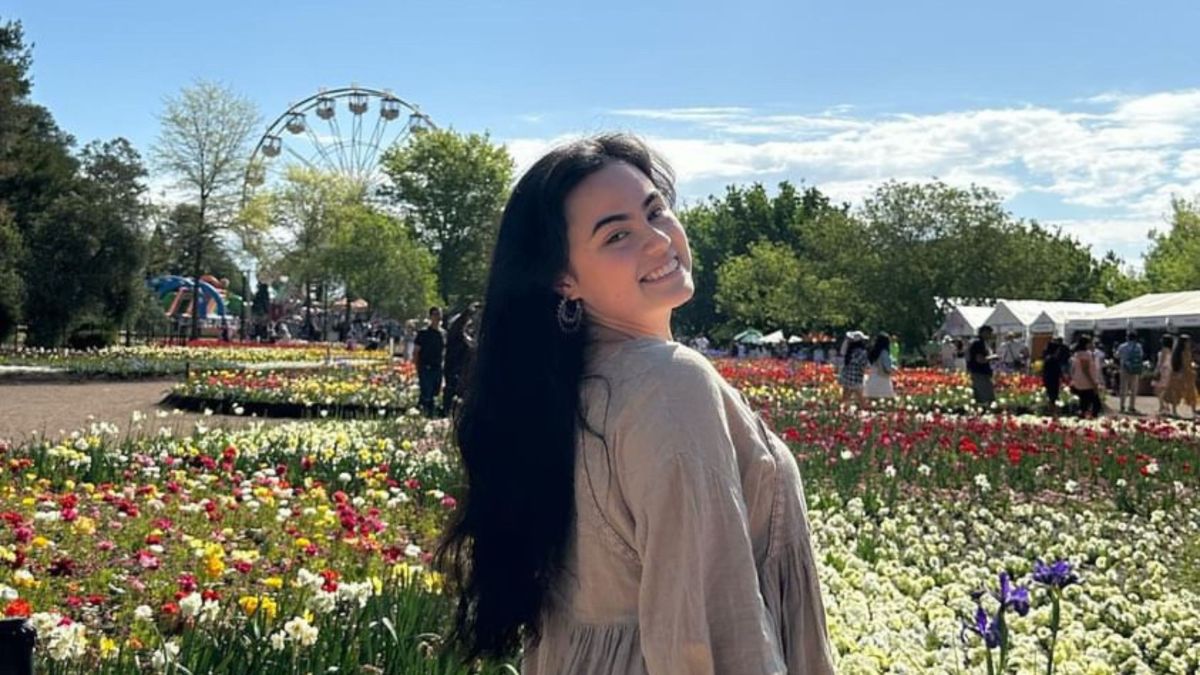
[558,161,694,338]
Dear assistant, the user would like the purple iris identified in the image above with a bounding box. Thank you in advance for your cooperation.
[961,605,1001,648]
[1033,559,1080,590]
[994,572,1031,616]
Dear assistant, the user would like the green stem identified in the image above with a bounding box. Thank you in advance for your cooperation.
[1046,593,1061,675]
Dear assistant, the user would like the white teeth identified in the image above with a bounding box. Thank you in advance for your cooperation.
[643,257,680,282]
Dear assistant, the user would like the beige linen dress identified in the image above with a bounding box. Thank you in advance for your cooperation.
[522,336,836,675]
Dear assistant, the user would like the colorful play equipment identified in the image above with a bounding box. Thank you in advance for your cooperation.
[149,275,244,323]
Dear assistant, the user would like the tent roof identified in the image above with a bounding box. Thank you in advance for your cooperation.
[985,300,1105,329]
[1087,291,1200,321]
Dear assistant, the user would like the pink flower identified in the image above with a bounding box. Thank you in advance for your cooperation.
[136,550,161,570]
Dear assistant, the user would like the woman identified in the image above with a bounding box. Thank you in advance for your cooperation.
[1069,336,1103,418]
[838,331,869,406]
[437,135,835,674]
[864,332,896,399]
[1153,334,1175,415]
[1164,334,1197,418]
[953,338,967,372]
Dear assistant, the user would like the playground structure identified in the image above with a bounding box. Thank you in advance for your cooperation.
[148,275,244,334]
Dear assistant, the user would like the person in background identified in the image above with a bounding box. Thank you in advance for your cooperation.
[888,333,901,367]
[865,332,897,399]
[1153,334,1175,416]
[413,306,446,417]
[1041,337,1069,414]
[838,331,869,406]
[1164,333,1197,419]
[1070,335,1103,418]
[967,326,998,406]
[940,336,956,370]
[1115,330,1145,414]
[953,338,967,372]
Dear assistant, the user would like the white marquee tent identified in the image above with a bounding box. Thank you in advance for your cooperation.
[937,305,994,337]
[1029,305,1108,338]
[1066,291,1200,335]
[984,300,1105,338]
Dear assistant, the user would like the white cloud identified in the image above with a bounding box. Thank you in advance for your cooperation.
[499,89,1200,261]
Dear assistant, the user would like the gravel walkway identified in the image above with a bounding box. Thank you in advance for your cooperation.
[0,379,267,442]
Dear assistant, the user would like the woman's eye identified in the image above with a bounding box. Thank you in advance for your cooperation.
[606,231,629,244]
[648,206,666,220]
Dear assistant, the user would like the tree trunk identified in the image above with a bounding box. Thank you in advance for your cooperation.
[190,200,206,340]
[343,283,353,337]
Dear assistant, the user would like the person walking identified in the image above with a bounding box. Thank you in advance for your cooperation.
[865,333,897,399]
[838,331,869,406]
[413,306,446,417]
[1041,337,1069,413]
[1115,331,1145,414]
[1069,336,1103,418]
[437,134,835,674]
[967,326,998,406]
[1164,334,1198,418]
[1153,335,1175,416]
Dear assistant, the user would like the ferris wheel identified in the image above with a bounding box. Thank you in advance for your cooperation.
[242,85,435,204]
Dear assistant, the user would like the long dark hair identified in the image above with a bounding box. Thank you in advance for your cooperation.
[868,333,890,364]
[436,134,676,661]
[1172,334,1191,372]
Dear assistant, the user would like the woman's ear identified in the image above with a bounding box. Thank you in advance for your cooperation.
[555,272,579,301]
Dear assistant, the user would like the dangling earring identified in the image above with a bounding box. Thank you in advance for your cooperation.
[557,297,583,333]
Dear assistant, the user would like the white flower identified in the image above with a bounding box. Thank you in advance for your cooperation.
[839,449,854,461]
[973,474,991,492]
[134,604,154,621]
[1145,461,1160,475]
[150,641,180,671]
[1064,480,1078,494]
[270,630,287,651]
[884,464,897,479]
[178,592,202,618]
[917,464,932,477]
[405,543,422,558]
[284,616,319,646]
[47,622,88,661]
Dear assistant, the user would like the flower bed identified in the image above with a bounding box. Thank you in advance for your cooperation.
[0,345,390,380]
[168,364,417,417]
[720,359,1051,413]
[0,407,1196,672]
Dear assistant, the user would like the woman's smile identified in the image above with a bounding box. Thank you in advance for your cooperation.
[640,255,681,283]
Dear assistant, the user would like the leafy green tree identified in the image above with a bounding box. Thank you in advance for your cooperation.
[380,128,513,305]
[145,203,243,282]
[23,139,149,346]
[151,80,260,337]
[1143,197,1200,292]
[324,205,439,321]
[0,206,22,342]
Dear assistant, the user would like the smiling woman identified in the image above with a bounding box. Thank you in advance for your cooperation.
[437,133,836,674]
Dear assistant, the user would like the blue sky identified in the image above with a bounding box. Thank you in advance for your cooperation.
[9,0,1200,264]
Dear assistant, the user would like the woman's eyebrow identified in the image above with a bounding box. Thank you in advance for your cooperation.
[591,191,662,237]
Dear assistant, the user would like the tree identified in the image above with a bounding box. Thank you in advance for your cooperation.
[22,139,148,346]
[1143,197,1200,292]
[262,168,363,324]
[151,80,260,337]
[324,204,439,320]
[380,128,513,304]
[676,182,857,337]
[145,203,243,282]
[0,206,22,342]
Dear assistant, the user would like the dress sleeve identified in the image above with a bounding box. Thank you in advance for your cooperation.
[616,350,785,675]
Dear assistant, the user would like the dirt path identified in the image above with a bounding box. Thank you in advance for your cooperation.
[0,379,267,442]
